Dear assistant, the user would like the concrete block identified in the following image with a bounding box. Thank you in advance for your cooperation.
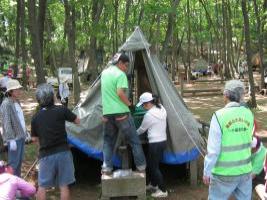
[101,170,146,199]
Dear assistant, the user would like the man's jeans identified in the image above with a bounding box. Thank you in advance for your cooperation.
[208,173,252,200]
[8,138,25,177]
[102,114,146,172]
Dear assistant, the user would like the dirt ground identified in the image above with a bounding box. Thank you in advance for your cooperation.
[17,74,267,200]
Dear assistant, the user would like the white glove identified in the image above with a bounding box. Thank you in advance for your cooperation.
[9,140,17,151]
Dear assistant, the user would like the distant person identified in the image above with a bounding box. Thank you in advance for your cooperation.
[59,77,70,107]
[7,67,13,78]
[25,66,31,88]
[251,136,267,188]
[31,83,80,200]
[0,72,11,92]
[136,92,168,198]
[238,63,245,79]
[100,53,146,175]
[203,80,254,200]
[0,161,36,200]
[0,79,26,177]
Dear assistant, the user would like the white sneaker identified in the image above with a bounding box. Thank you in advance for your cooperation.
[151,189,168,198]
[146,184,158,191]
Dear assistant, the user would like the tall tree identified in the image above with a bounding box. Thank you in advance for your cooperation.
[160,0,180,63]
[20,0,27,88]
[27,0,46,84]
[86,0,104,81]
[64,0,80,104]
[241,0,256,107]
[253,0,265,88]
[122,0,132,42]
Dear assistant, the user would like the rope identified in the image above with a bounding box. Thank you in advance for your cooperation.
[136,28,206,158]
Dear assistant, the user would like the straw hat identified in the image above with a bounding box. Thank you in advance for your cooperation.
[6,79,23,92]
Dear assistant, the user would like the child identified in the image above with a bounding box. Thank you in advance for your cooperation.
[0,161,36,200]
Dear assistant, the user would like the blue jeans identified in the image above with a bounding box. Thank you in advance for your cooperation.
[209,173,252,200]
[8,138,25,177]
[102,114,146,171]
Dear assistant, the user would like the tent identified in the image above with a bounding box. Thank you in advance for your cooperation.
[66,27,204,166]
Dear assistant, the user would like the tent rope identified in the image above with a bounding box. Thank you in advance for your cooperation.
[136,28,205,158]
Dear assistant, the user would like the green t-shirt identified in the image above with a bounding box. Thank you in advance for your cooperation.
[101,65,130,115]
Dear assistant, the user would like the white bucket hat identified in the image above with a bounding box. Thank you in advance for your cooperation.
[136,92,154,107]
[6,79,23,92]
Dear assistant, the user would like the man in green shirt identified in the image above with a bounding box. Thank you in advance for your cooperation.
[101,53,146,174]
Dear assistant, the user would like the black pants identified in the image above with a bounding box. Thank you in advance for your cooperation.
[147,141,166,192]
[253,169,265,188]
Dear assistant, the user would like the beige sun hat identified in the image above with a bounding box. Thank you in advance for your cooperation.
[6,79,23,92]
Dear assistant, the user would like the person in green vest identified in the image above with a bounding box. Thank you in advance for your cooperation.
[101,53,146,175]
[251,136,267,187]
[203,80,254,200]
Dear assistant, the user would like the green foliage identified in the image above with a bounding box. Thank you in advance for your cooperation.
[0,0,266,70]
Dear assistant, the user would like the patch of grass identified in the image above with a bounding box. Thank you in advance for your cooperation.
[24,143,38,162]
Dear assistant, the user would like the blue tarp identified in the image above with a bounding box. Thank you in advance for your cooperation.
[68,134,200,166]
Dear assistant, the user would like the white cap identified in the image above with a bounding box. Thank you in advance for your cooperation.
[136,92,153,107]
[6,79,23,92]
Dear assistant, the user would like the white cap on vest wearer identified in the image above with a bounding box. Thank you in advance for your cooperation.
[136,92,153,107]
[6,79,23,92]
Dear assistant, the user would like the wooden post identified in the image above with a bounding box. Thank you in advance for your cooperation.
[190,159,198,186]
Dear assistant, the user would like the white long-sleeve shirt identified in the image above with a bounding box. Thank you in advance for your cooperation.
[137,105,167,143]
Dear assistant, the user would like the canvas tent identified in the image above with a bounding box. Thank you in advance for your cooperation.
[66,27,204,166]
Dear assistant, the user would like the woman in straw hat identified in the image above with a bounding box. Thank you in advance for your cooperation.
[0,79,27,177]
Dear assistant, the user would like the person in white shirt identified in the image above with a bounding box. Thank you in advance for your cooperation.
[136,92,168,198]
[59,77,70,107]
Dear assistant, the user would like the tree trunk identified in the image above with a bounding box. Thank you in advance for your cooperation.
[241,0,256,107]
[114,0,119,51]
[122,0,131,41]
[38,0,47,58]
[64,0,80,104]
[155,14,161,56]
[186,0,191,82]
[222,0,231,79]
[137,0,144,26]
[15,0,21,62]
[253,0,264,88]
[27,0,46,84]
[86,0,104,82]
[225,0,235,77]
[160,0,180,63]
[20,0,28,88]
[47,11,57,76]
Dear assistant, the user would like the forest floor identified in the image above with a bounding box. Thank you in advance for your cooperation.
[15,72,267,200]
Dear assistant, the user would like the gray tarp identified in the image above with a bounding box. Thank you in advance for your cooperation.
[66,27,204,164]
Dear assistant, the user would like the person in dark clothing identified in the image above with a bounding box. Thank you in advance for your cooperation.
[31,83,80,200]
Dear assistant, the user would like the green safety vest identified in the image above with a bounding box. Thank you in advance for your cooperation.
[212,106,254,176]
